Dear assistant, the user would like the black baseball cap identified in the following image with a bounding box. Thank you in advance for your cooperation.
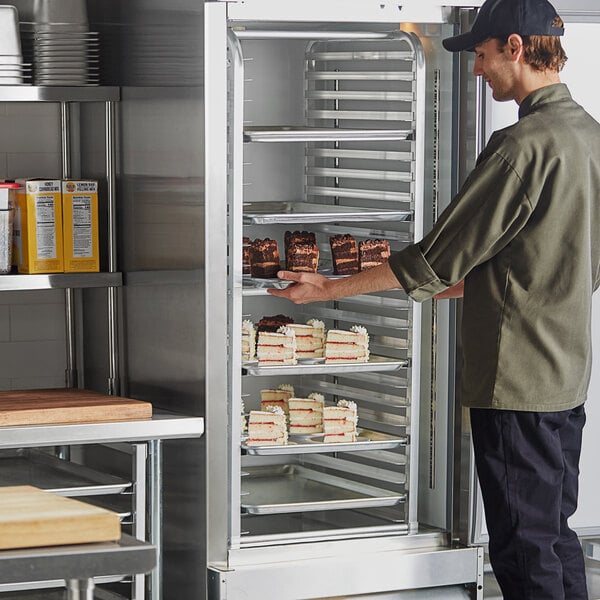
[442,0,564,52]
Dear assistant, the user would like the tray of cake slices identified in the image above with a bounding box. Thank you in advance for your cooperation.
[242,232,391,286]
[242,430,406,455]
[240,464,406,514]
[242,316,407,375]
[241,393,407,455]
[242,356,406,376]
[243,202,413,225]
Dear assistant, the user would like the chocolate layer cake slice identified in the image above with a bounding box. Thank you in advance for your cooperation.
[256,314,294,333]
[250,238,281,278]
[286,241,319,273]
[329,234,359,275]
[242,236,252,275]
[284,231,316,265]
[359,239,391,271]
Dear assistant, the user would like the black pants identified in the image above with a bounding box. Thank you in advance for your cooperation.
[470,406,588,600]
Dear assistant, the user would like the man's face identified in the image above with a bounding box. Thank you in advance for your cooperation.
[473,38,517,102]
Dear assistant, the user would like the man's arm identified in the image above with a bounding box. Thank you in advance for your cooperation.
[267,262,465,304]
[267,262,399,304]
[434,280,464,299]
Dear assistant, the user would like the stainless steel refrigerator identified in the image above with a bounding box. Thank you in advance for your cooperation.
[204,2,482,599]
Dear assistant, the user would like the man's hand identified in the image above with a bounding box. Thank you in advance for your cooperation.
[267,271,334,304]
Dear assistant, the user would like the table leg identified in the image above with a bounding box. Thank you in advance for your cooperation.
[148,438,163,600]
[67,578,95,600]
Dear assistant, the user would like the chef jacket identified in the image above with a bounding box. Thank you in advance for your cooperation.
[389,83,600,411]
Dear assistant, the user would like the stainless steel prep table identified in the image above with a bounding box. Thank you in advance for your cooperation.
[0,411,204,600]
[0,534,155,600]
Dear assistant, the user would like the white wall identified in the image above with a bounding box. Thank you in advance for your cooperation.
[0,102,67,390]
[555,23,600,531]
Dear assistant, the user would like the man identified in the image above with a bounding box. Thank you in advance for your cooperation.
[268,0,600,598]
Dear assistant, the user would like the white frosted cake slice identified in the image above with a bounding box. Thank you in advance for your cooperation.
[241,320,256,361]
[257,327,297,365]
[260,384,294,416]
[241,398,247,434]
[287,319,325,359]
[246,406,288,446]
[323,399,358,443]
[324,325,369,364]
[288,393,324,434]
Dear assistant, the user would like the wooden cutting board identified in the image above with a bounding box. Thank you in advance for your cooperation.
[0,485,121,550]
[0,389,152,426]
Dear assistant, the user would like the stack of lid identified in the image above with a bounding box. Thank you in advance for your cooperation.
[18,0,99,86]
[0,5,31,84]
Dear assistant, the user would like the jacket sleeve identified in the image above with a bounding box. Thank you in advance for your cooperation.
[388,143,533,302]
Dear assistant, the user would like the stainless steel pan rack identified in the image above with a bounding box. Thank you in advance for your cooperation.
[227,28,425,549]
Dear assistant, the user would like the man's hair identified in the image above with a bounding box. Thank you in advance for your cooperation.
[496,17,567,72]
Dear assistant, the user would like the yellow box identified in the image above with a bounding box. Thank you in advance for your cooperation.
[14,179,64,274]
[62,180,99,273]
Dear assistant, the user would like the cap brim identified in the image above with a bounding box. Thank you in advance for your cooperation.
[442,31,482,52]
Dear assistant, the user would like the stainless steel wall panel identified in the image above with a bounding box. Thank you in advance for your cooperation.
[83,2,208,598]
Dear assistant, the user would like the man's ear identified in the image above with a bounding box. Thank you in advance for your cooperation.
[506,33,524,62]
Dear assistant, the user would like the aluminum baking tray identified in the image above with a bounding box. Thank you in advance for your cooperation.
[242,429,406,455]
[241,464,405,514]
[243,201,412,225]
[242,268,347,291]
[242,355,407,376]
[244,126,412,143]
[243,275,292,290]
[0,449,131,496]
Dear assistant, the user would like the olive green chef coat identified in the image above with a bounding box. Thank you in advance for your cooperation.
[389,84,600,411]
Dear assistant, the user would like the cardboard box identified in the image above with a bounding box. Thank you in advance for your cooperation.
[62,180,99,273]
[14,179,63,274]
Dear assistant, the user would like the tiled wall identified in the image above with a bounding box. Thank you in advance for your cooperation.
[0,102,67,390]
